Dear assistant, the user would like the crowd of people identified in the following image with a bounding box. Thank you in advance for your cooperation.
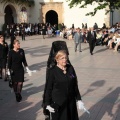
[1,21,120,83]
[3,23,58,41]
[0,26,87,120]
[59,22,120,54]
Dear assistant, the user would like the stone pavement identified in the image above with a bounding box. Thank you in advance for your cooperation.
[0,35,120,120]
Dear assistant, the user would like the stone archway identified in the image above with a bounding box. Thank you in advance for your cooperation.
[46,10,58,25]
[4,5,17,24]
[40,2,63,24]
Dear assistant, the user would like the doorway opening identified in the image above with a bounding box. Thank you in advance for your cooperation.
[46,10,58,25]
[4,5,17,24]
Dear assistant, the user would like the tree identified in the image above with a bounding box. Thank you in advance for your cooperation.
[67,0,120,16]
[0,0,35,7]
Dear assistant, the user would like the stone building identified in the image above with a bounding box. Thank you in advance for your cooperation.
[0,0,120,31]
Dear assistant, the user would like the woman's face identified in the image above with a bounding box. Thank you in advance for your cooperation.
[14,42,20,49]
[0,36,4,43]
[57,54,67,67]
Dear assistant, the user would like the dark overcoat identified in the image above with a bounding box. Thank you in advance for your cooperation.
[44,64,81,120]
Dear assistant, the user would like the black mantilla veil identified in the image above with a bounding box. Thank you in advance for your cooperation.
[42,41,71,119]
[47,40,70,68]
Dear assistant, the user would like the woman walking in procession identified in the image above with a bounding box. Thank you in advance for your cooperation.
[44,50,86,120]
[8,40,32,102]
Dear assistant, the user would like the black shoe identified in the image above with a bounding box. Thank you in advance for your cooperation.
[91,53,93,55]
[4,78,7,82]
[16,93,22,102]
[0,76,2,79]
[15,93,21,102]
[19,93,22,101]
[79,51,82,52]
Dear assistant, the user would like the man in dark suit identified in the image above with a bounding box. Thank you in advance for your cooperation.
[87,27,96,55]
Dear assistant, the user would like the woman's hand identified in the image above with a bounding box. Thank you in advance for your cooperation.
[26,67,32,76]
[77,100,84,110]
[7,69,10,76]
[46,105,55,113]
[77,100,90,115]
[25,67,36,76]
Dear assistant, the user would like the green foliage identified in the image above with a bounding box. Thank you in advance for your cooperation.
[0,0,35,7]
[67,0,120,16]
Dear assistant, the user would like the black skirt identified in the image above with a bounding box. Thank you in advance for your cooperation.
[0,59,7,68]
[11,67,24,82]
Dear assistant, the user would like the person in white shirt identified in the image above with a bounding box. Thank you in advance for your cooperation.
[25,26,31,36]
[108,32,119,49]
[47,27,53,37]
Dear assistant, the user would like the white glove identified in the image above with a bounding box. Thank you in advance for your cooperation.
[46,105,55,113]
[77,100,90,115]
[26,67,32,76]
[7,70,10,76]
[77,100,84,110]
[26,67,37,76]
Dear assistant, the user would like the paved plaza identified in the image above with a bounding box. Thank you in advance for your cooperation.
[0,35,120,120]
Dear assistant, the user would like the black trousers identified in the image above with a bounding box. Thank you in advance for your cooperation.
[89,40,95,54]
[21,34,25,41]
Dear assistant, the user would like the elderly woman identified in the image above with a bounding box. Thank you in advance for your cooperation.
[44,50,84,120]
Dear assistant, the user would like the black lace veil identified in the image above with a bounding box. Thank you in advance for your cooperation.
[47,41,70,68]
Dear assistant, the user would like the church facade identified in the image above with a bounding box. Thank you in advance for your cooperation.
[0,0,120,31]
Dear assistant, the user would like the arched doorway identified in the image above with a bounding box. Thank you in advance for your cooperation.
[46,10,58,25]
[4,5,17,24]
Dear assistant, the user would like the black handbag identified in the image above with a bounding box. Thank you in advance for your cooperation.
[8,75,13,88]
[51,102,60,112]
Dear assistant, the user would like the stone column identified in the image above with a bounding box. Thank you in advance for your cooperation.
[0,12,5,31]
[40,7,43,23]
[104,6,110,27]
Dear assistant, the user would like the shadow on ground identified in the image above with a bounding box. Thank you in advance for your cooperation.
[79,87,120,120]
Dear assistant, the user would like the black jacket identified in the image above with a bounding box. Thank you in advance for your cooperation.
[0,42,8,59]
[87,31,97,43]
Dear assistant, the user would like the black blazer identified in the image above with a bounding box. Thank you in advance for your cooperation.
[44,64,81,106]
[87,31,96,43]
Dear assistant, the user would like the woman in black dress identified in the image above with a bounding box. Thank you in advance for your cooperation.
[8,39,30,102]
[44,50,85,120]
[0,35,8,81]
